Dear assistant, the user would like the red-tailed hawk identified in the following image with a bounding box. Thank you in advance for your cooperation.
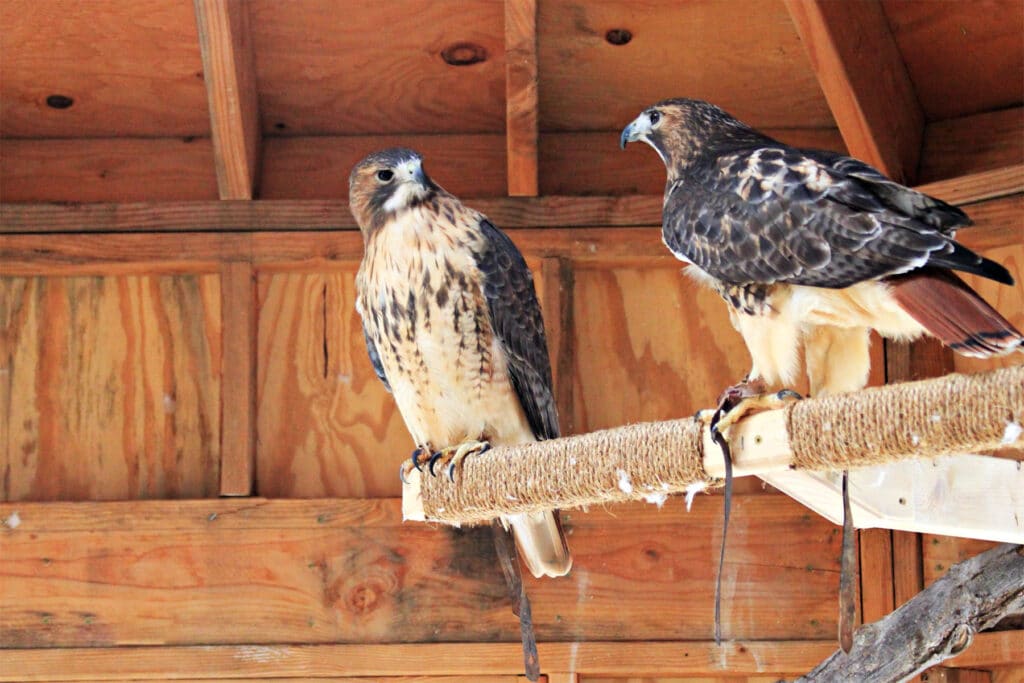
[621,98,1021,649]
[621,98,1021,400]
[349,147,572,578]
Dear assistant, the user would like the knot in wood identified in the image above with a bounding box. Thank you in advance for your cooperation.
[441,42,488,66]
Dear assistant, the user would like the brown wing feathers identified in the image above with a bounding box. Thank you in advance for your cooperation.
[888,268,1023,358]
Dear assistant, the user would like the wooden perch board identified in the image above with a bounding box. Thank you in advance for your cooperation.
[404,366,1024,544]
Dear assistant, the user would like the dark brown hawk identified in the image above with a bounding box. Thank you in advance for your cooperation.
[621,98,1021,399]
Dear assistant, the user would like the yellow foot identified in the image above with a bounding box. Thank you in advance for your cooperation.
[703,380,802,435]
[428,440,492,482]
[399,445,435,484]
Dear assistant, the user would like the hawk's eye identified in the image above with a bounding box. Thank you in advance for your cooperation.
[376,169,394,183]
[649,111,661,125]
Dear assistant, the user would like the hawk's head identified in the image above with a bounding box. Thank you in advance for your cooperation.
[349,147,439,234]
[620,98,755,175]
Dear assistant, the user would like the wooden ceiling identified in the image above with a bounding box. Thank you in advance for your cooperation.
[0,0,1022,203]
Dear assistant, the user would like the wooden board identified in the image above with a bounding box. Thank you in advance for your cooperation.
[0,0,210,138]
[0,497,843,647]
[255,271,411,498]
[193,0,262,199]
[505,0,540,196]
[248,0,505,136]
[785,0,923,183]
[537,0,835,132]
[1,633,1018,681]
[882,0,1024,122]
[260,135,508,200]
[540,129,847,197]
[0,275,221,501]
[922,535,1001,587]
[0,186,1016,236]
[953,241,1024,376]
[919,109,1024,184]
[0,138,219,203]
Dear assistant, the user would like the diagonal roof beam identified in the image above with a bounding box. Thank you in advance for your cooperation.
[504,0,539,196]
[193,0,261,199]
[785,0,924,184]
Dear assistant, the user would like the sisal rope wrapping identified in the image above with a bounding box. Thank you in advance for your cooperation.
[786,364,1024,470]
[416,418,712,525]
[412,365,1023,525]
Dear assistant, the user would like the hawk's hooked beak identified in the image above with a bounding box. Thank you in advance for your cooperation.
[398,158,427,186]
[620,114,652,149]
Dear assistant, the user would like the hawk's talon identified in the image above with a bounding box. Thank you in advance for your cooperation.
[398,446,433,483]
[776,389,803,401]
[412,447,428,471]
[424,440,492,482]
[427,451,444,477]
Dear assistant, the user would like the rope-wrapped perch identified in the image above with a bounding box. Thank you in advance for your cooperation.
[403,365,1024,525]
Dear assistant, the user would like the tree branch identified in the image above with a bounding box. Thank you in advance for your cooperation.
[790,544,1024,683]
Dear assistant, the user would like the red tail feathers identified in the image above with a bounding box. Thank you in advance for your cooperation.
[888,268,1023,358]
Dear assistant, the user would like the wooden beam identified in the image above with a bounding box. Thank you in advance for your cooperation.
[219,261,256,495]
[915,165,1024,207]
[920,108,1024,184]
[0,641,830,681]
[0,138,219,203]
[2,172,1020,235]
[193,0,261,199]
[1,118,1017,203]
[504,0,539,196]
[2,633,1019,681]
[784,0,924,183]
[759,454,1024,544]
[0,497,846,647]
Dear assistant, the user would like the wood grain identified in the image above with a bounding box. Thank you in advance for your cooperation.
[255,271,411,497]
[0,0,209,138]
[0,275,221,501]
[570,264,782,495]
[193,0,261,199]
[784,0,924,183]
[219,262,255,495]
[537,0,835,132]
[882,0,1024,122]
[260,134,508,200]
[922,536,1000,587]
[952,241,1024,376]
[919,109,1024,184]
[0,138,219,203]
[1,632,1018,681]
[505,0,539,196]
[249,0,505,136]
[859,528,894,623]
[539,258,576,435]
[540,128,846,197]
[0,496,843,647]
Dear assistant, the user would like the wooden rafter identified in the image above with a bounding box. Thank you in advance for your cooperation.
[193,0,261,200]
[785,0,924,183]
[1,166,1020,235]
[504,0,539,196]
